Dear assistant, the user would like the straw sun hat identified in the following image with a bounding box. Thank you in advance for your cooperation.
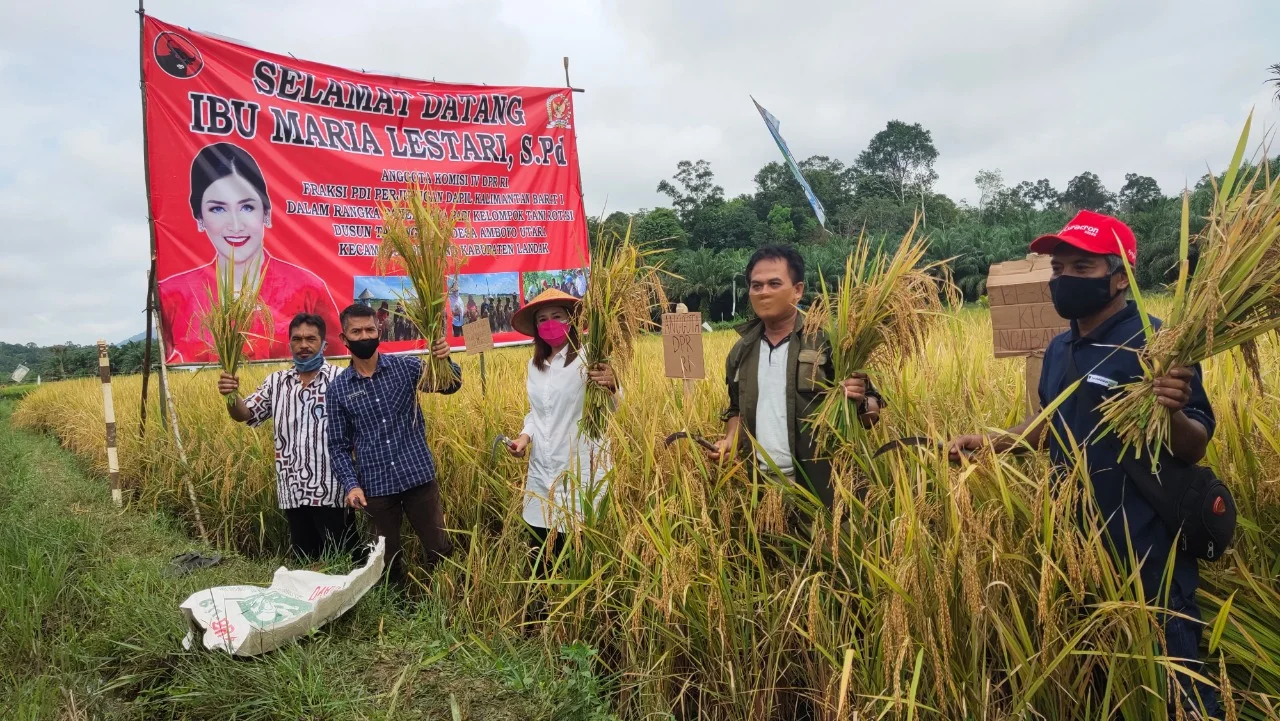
[511,288,581,337]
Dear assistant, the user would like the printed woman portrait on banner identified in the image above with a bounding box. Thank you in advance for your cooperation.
[158,142,343,363]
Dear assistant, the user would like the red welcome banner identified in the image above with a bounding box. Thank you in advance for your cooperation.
[143,16,589,364]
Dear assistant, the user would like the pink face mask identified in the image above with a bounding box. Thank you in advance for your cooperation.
[537,319,569,346]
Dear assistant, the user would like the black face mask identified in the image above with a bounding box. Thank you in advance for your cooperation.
[1048,274,1119,320]
[345,337,380,360]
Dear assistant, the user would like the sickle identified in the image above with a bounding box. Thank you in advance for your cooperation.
[664,431,719,453]
[871,436,979,459]
[490,434,514,464]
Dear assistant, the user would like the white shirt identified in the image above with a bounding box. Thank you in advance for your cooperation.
[243,363,344,509]
[519,348,615,530]
[450,294,463,324]
[755,338,793,475]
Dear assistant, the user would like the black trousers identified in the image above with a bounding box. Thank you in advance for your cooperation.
[364,481,453,581]
[283,506,359,561]
[526,523,566,577]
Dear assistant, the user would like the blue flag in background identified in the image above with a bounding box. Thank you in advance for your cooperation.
[751,96,826,228]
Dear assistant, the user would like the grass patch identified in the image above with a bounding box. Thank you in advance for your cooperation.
[0,400,617,720]
[0,384,36,401]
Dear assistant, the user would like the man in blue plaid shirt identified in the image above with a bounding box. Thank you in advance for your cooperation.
[327,303,462,582]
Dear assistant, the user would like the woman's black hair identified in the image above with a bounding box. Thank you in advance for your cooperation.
[189,143,270,219]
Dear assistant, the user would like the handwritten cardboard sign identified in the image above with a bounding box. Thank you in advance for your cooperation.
[462,318,494,355]
[662,312,704,379]
[986,255,1070,358]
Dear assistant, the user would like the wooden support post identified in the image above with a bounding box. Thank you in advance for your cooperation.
[137,0,162,440]
[98,341,123,507]
[1025,353,1044,415]
[154,280,169,428]
[158,346,208,542]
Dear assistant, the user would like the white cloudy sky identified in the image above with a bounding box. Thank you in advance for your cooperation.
[2,0,1278,345]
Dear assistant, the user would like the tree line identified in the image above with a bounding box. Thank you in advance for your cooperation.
[11,63,1280,373]
[591,117,1277,321]
[0,340,160,383]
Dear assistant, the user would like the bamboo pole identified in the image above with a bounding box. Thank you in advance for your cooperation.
[158,343,208,542]
[136,0,162,441]
[154,279,169,428]
[97,341,123,507]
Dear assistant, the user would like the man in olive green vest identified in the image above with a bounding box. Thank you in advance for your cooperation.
[705,245,884,507]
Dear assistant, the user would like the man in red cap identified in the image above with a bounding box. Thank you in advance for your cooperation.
[948,210,1219,716]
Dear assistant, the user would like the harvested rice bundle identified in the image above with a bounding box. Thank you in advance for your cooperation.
[580,221,667,440]
[1100,113,1280,458]
[803,219,949,453]
[376,182,466,392]
[200,253,271,409]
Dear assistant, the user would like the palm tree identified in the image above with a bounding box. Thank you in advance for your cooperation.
[667,248,746,320]
[1270,63,1280,103]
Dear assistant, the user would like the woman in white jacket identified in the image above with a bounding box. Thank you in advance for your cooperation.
[506,289,618,563]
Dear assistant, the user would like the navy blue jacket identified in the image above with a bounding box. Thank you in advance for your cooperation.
[1039,302,1215,611]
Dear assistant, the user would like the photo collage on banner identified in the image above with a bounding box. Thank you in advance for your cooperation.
[143,17,589,363]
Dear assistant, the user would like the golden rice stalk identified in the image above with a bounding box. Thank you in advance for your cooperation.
[376,182,467,392]
[199,253,272,408]
[803,218,950,453]
[579,220,667,440]
[1099,112,1280,458]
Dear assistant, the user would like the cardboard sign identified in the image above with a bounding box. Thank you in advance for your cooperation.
[986,255,1070,358]
[462,318,494,355]
[10,363,29,384]
[662,312,704,379]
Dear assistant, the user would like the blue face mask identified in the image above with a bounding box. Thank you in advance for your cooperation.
[293,342,326,372]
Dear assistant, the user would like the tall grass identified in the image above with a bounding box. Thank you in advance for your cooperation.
[376,182,465,392]
[199,253,271,408]
[803,221,949,456]
[579,222,667,440]
[1101,114,1280,459]
[15,301,1280,719]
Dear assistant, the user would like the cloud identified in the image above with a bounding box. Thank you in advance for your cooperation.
[1,0,1278,345]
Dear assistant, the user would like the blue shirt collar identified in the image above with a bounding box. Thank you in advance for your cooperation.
[1069,300,1139,344]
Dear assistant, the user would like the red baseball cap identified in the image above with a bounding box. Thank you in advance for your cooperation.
[1029,210,1137,266]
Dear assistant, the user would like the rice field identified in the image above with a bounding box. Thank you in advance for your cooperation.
[14,301,1280,720]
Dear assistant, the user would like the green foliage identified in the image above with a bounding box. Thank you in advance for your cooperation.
[765,202,797,243]
[581,117,1265,319]
[1063,170,1117,213]
[632,207,688,249]
[854,120,940,204]
[1120,173,1163,213]
[0,339,159,381]
[656,159,724,222]
[689,196,759,250]
[0,384,35,400]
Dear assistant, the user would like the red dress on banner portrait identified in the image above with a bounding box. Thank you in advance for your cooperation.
[158,252,344,364]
